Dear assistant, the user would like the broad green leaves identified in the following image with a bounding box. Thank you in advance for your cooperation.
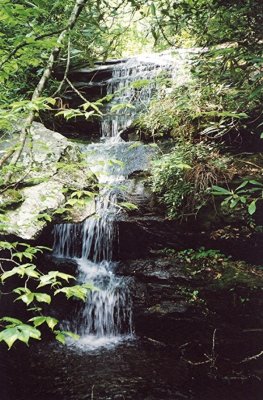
[55,283,95,301]
[0,315,79,348]
[0,318,41,348]
[37,271,75,288]
[0,240,91,348]
[54,330,79,344]
[211,180,263,215]
[1,264,40,282]
[13,287,51,306]
[29,316,58,330]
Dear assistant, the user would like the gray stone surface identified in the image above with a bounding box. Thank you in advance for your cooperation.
[1,122,96,240]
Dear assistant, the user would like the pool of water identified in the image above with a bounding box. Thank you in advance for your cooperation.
[1,337,262,400]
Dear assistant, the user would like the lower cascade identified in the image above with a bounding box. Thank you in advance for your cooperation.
[52,191,133,348]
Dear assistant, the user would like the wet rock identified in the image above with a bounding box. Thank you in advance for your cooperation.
[117,215,263,264]
[117,256,263,346]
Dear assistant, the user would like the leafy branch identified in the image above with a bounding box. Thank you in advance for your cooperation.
[0,240,94,348]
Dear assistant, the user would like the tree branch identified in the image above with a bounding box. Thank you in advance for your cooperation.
[52,37,71,97]
[1,0,88,177]
[65,77,89,103]
[240,350,263,364]
[0,28,65,71]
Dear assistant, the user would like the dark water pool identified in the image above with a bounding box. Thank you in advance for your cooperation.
[1,337,262,400]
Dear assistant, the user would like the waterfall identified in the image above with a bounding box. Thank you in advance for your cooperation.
[101,55,174,140]
[52,54,174,348]
[52,185,132,347]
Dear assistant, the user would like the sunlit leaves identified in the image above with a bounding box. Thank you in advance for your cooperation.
[1,264,40,282]
[118,201,138,211]
[0,316,79,348]
[211,180,263,215]
[0,318,41,348]
[55,283,95,301]
[110,103,135,113]
[29,316,58,330]
[54,330,79,344]
[37,271,75,288]
[13,287,51,305]
[0,235,82,350]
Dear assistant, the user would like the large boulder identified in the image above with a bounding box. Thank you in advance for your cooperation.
[0,122,96,240]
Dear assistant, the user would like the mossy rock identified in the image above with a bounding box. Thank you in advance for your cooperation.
[156,248,263,290]
[179,251,263,290]
[0,189,24,210]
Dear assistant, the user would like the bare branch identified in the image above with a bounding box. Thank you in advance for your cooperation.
[52,37,71,97]
[65,78,89,103]
[240,350,263,364]
[0,148,16,169]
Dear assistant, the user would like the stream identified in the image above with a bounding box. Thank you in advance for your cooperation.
[0,55,262,400]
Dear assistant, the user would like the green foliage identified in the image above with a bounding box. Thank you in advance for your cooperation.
[0,189,24,210]
[151,141,231,218]
[0,318,41,349]
[157,246,263,290]
[136,74,262,142]
[0,240,92,348]
[55,98,103,121]
[211,180,263,215]
[117,201,138,211]
[55,283,95,301]
[159,247,225,262]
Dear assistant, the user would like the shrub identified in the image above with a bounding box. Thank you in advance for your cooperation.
[151,141,233,218]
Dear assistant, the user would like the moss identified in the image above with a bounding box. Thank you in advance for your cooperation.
[157,248,263,290]
[0,189,24,210]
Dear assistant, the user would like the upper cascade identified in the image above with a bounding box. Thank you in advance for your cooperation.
[100,53,176,140]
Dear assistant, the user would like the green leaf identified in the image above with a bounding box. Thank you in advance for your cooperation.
[248,180,263,187]
[248,200,257,215]
[55,332,66,344]
[1,267,19,282]
[61,331,79,340]
[56,272,75,282]
[176,163,192,170]
[0,327,19,349]
[236,180,249,191]
[128,142,142,150]
[28,316,46,327]
[16,292,35,306]
[0,322,41,349]
[0,317,22,325]
[46,317,58,331]
[35,293,51,304]
[118,202,138,211]
[55,285,92,301]
[110,103,134,113]
[211,185,232,195]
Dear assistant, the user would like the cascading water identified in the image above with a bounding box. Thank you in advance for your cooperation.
[52,54,174,348]
[53,187,133,348]
[101,54,174,140]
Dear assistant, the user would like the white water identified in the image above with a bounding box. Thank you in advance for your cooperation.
[52,54,175,349]
[101,55,174,140]
[52,189,132,349]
